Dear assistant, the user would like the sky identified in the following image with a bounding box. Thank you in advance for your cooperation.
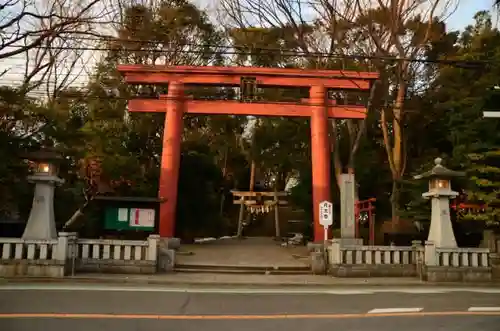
[447,0,493,30]
[1,0,496,90]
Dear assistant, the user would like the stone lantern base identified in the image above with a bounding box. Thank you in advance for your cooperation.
[22,175,64,240]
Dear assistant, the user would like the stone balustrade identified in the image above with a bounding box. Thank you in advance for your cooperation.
[73,236,159,274]
[328,239,423,277]
[424,242,492,282]
[436,247,490,268]
[0,233,159,277]
[328,239,493,282]
[0,233,499,283]
[339,245,417,265]
[0,236,65,277]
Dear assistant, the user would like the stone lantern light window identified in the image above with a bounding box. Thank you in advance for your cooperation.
[429,178,450,190]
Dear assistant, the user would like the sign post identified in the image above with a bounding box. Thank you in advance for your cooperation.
[319,200,333,242]
[319,200,333,274]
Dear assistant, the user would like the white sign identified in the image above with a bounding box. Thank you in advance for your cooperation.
[319,200,333,227]
[484,111,500,118]
[117,208,128,222]
[129,208,155,228]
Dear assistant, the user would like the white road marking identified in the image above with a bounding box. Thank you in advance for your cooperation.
[468,307,500,312]
[389,289,447,294]
[464,289,500,294]
[325,290,375,295]
[0,285,327,294]
[0,284,377,295]
[0,283,499,295]
[368,308,424,314]
[367,287,500,294]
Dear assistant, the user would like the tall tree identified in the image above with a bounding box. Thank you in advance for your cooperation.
[425,11,500,227]
[351,0,449,229]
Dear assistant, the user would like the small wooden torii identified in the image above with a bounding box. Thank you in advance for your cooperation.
[231,190,288,239]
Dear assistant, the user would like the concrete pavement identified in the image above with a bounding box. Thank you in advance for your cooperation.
[3,272,499,287]
[1,283,500,331]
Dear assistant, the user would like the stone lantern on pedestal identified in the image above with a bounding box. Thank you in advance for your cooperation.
[413,158,465,248]
[22,150,65,240]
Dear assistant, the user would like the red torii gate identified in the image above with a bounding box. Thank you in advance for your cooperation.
[117,65,378,242]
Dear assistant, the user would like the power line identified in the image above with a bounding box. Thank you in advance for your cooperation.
[1,38,491,68]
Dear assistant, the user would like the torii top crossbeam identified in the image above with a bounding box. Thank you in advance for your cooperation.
[118,65,378,119]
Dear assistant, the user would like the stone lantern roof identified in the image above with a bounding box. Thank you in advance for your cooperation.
[413,158,465,180]
[20,148,64,163]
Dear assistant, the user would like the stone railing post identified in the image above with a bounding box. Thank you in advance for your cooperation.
[56,232,78,276]
[424,241,437,267]
[147,234,160,262]
[328,239,342,265]
[55,232,74,261]
[412,240,424,280]
[489,252,500,280]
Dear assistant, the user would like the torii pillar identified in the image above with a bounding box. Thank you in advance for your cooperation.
[310,85,332,241]
[158,82,184,237]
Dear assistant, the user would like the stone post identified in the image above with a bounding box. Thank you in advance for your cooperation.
[328,239,342,265]
[490,253,500,280]
[339,174,362,246]
[412,240,424,280]
[147,234,160,262]
[55,232,77,276]
[424,241,437,267]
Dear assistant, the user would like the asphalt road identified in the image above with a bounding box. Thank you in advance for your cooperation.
[1,283,500,331]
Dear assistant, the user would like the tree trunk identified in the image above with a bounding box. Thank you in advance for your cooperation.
[219,145,229,217]
[63,200,91,230]
[243,160,256,230]
[249,160,256,191]
[236,159,256,238]
[330,119,343,189]
[390,179,400,232]
[380,78,406,229]
[390,82,406,229]
[273,179,281,239]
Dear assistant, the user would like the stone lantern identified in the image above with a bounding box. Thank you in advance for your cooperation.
[22,150,65,240]
[413,157,465,248]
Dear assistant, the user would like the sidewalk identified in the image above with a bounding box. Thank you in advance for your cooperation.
[1,273,499,288]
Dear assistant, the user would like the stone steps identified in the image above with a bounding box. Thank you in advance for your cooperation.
[174,263,311,275]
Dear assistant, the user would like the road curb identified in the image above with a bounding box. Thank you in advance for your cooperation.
[1,276,499,288]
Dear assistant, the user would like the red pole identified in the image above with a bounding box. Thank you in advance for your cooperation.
[310,85,331,242]
[355,200,359,239]
[158,82,184,237]
[368,204,374,245]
